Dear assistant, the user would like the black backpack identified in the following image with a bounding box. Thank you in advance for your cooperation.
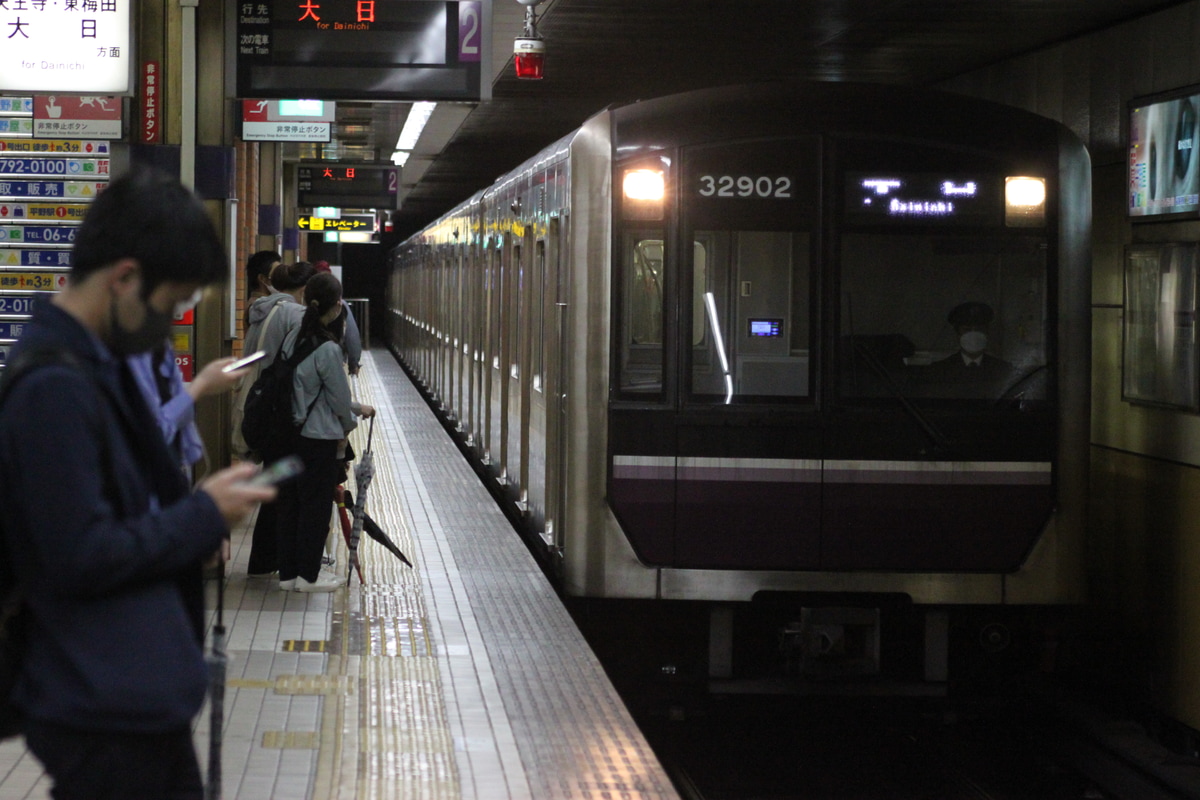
[241,336,321,455]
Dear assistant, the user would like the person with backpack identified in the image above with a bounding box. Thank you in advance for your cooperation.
[0,167,275,798]
[233,261,316,577]
[275,272,374,592]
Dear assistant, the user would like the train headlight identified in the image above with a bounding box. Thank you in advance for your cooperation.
[622,168,665,220]
[1005,176,1046,227]
[624,169,664,201]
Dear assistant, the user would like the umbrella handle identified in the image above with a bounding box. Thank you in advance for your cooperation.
[366,415,375,453]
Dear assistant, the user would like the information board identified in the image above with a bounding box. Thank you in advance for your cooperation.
[297,164,397,209]
[235,0,490,101]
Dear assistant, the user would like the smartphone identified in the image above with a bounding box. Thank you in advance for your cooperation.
[246,455,304,487]
[222,350,267,373]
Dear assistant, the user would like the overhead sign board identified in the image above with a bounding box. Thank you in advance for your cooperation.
[0,0,132,94]
[235,0,490,101]
[241,98,333,142]
[297,214,373,231]
[297,164,397,209]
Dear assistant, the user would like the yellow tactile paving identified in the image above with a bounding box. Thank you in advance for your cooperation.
[310,367,462,800]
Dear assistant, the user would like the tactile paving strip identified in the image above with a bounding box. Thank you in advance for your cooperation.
[311,364,463,800]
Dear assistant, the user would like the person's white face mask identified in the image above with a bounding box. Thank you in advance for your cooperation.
[960,330,988,356]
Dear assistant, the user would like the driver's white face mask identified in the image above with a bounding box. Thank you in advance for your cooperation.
[960,330,988,355]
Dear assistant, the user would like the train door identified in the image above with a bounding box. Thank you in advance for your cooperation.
[524,234,547,522]
[825,145,1056,571]
[506,235,527,497]
[485,237,502,468]
[544,216,568,551]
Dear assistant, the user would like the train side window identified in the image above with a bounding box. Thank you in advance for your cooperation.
[618,232,665,396]
[689,230,811,403]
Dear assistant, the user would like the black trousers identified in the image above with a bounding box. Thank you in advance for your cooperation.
[276,436,341,583]
[24,718,203,800]
[246,444,289,574]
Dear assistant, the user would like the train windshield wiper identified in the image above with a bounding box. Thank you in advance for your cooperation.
[852,341,950,453]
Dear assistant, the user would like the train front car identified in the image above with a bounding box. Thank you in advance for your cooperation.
[586,83,1091,689]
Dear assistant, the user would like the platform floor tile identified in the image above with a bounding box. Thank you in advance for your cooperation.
[0,350,677,799]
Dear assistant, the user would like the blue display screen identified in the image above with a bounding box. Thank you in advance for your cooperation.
[748,318,783,337]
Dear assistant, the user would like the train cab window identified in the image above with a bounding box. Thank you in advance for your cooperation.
[618,232,666,395]
[839,233,1048,403]
[689,230,811,403]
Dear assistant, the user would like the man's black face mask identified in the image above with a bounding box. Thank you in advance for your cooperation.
[109,291,173,355]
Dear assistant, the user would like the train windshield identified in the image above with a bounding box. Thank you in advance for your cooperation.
[840,232,1049,403]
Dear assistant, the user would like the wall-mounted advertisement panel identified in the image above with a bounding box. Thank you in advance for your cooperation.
[1129,88,1200,219]
[1123,242,1199,410]
[0,0,132,94]
[234,0,490,101]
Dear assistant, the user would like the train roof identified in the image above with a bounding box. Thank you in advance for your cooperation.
[608,81,1084,157]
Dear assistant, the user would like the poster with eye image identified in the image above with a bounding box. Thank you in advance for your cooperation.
[1129,91,1200,217]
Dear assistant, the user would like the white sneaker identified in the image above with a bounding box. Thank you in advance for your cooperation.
[294,574,344,593]
[279,578,296,591]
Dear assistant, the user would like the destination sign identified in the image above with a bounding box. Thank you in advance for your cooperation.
[0,249,72,267]
[0,321,28,340]
[0,203,90,220]
[0,157,110,177]
[0,224,77,244]
[0,272,68,290]
[0,296,36,314]
[845,173,998,225]
[297,165,396,208]
[0,139,112,155]
[0,180,106,200]
[236,0,488,102]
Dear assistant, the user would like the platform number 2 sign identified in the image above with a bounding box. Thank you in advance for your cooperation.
[458,2,482,63]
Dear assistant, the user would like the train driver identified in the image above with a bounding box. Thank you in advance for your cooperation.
[925,301,1018,398]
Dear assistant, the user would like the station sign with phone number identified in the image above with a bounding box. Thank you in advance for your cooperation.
[0,224,78,244]
[0,296,35,314]
[0,157,110,176]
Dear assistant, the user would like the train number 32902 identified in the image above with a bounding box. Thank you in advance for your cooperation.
[697,175,793,198]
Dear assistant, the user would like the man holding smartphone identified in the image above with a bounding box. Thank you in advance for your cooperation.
[0,168,275,799]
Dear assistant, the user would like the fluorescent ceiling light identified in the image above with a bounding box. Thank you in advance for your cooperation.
[396,102,436,152]
[391,151,411,166]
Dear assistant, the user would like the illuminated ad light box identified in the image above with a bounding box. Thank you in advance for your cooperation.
[1129,88,1200,219]
[845,173,999,225]
[0,0,132,94]
[297,164,397,209]
[235,0,491,101]
[242,98,334,142]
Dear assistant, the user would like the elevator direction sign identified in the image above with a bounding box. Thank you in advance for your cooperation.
[297,215,372,232]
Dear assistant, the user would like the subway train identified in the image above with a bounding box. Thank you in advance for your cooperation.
[386,82,1091,689]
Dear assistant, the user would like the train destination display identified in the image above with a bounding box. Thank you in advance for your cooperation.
[236,0,489,101]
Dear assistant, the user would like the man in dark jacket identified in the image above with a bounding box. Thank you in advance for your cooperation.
[0,168,275,799]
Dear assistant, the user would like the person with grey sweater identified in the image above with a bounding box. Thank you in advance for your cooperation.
[274,272,374,592]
